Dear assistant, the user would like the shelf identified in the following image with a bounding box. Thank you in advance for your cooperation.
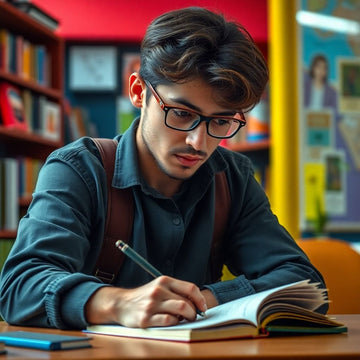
[226,139,270,152]
[0,2,64,92]
[0,230,17,239]
[0,126,62,160]
[0,2,60,42]
[0,2,64,242]
[0,70,62,100]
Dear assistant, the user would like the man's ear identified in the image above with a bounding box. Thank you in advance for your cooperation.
[129,72,145,108]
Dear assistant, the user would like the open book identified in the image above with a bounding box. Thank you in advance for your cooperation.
[85,280,347,342]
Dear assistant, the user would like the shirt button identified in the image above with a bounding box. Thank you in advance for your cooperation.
[172,216,181,225]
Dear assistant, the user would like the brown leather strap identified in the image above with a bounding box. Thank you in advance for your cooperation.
[211,171,231,282]
[92,138,134,284]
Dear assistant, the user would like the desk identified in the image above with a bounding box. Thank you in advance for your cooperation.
[1,315,359,360]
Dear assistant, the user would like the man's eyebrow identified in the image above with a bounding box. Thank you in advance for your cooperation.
[168,96,236,117]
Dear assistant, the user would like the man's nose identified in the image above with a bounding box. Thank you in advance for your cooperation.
[185,121,208,150]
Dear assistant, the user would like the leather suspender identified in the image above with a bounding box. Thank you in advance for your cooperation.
[92,138,230,284]
[92,138,134,283]
[211,168,231,282]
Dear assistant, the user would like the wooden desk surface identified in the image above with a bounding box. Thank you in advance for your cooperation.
[1,315,359,360]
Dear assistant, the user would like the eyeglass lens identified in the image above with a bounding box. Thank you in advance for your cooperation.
[165,108,241,138]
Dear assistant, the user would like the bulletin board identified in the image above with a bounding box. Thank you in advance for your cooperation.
[298,0,360,232]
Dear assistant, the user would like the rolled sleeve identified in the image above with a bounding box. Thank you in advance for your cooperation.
[44,274,108,329]
[204,275,255,304]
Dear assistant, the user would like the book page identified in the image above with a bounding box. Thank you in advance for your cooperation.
[151,281,310,331]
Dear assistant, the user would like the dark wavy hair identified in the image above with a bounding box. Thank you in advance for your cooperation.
[309,54,328,84]
[139,7,268,112]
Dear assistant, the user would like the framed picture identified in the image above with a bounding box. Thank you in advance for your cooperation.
[338,57,360,113]
[69,46,117,91]
[41,100,61,140]
[0,83,28,131]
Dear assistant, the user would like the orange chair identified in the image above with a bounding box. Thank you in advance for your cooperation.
[297,238,360,314]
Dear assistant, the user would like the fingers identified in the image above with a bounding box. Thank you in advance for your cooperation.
[141,314,180,328]
[145,276,207,322]
[116,286,199,328]
[88,276,208,328]
[163,276,208,314]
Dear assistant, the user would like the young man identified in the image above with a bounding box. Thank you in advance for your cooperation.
[0,7,327,329]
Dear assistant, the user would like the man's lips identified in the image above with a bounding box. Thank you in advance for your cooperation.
[175,154,203,167]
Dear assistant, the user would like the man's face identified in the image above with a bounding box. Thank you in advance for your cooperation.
[136,77,233,185]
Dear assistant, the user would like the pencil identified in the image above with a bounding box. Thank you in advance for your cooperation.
[115,240,205,317]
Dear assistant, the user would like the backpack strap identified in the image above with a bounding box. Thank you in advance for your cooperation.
[92,138,134,284]
[211,171,231,282]
[92,137,230,284]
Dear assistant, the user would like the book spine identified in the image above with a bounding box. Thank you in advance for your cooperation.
[0,29,8,71]
[8,32,16,74]
[0,30,50,87]
[22,39,31,80]
[0,160,4,229]
[0,337,51,350]
[36,45,46,86]
[2,158,19,231]
[27,8,58,30]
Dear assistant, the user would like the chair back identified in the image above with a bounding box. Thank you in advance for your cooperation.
[297,238,360,314]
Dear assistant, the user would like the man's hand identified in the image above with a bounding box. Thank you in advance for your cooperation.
[85,276,207,328]
[201,288,218,309]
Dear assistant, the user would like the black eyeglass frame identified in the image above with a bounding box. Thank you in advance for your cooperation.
[144,80,246,139]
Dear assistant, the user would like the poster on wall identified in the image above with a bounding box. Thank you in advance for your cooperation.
[338,57,360,113]
[69,46,117,91]
[298,0,360,232]
[304,109,334,161]
[323,149,346,216]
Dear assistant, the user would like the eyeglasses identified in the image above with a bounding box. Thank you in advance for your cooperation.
[144,80,246,139]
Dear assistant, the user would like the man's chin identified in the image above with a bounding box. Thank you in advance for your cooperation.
[165,166,197,181]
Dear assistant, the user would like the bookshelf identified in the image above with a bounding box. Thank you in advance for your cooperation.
[0,2,64,240]
[226,139,270,153]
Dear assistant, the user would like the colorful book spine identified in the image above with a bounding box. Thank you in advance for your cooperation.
[0,28,50,86]
[1,158,19,231]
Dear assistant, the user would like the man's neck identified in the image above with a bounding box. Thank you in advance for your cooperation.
[136,134,183,198]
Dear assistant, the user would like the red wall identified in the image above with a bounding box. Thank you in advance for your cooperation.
[33,0,268,44]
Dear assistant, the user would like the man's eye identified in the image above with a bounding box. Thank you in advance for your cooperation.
[213,118,231,126]
[172,109,193,118]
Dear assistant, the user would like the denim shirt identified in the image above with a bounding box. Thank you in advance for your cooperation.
[0,119,327,329]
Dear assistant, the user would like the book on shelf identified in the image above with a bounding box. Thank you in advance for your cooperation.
[0,161,3,230]
[65,105,98,142]
[0,331,91,351]
[86,280,347,343]
[0,29,8,70]
[22,89,33,129]
[0,28,50,85]
[19,157,43,199]
[40,99,61,141]
[5,89,62,141]
[10,1,60,31]
[0,156,43,232]
[0,157,19,231]
[0,82,28,131]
